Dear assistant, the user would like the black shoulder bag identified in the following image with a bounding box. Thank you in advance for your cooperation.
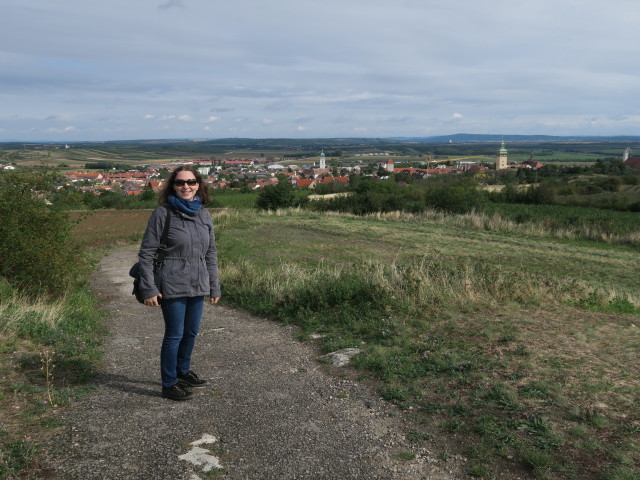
[129,207,172,303]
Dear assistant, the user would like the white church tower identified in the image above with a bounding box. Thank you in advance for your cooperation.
[319,149,326,169]
[496,140,508,170]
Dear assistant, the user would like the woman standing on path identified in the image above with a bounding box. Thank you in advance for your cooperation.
[136,166,221,401]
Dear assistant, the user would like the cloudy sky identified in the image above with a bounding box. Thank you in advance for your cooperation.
[2,0,639,141]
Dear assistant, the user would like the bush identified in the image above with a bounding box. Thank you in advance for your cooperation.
[425,185,487,213]
[255,177,297,210]
[0,170,89,298]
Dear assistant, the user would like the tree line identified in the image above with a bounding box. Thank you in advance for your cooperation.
[256,160,640,214]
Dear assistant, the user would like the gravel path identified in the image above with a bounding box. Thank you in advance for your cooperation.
[43,245,469,480]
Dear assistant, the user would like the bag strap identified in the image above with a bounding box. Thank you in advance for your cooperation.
[154,206,172,268]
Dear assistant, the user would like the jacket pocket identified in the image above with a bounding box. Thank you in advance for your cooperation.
[162,258,190,296]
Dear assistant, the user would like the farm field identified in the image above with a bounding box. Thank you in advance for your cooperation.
[0,147,197,168]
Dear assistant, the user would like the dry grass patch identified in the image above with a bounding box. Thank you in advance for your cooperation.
[516,309,639,412]
[384,307,640,479]
[70,209,152,248]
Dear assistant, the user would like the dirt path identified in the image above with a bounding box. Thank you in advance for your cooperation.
[43,245,469,480]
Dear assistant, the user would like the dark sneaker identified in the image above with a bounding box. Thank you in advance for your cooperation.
[177,370,207,388]
[162,383,193,401]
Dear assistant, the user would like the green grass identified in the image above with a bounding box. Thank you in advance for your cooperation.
[211,190,258,209]
[0,282,105,478]
[216,209,640,295]
[213,208,640,480]
[484,203,640,237]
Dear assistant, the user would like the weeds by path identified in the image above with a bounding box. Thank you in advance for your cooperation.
[0,282,105,478]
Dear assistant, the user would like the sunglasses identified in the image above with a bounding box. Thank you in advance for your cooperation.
[174,179,198,186]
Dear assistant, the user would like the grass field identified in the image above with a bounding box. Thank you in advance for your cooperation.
[66,207,640,479]
[215,210,638,480]
[0,148,195,168]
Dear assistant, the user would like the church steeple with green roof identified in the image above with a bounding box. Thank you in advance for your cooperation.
[496,140,508,170]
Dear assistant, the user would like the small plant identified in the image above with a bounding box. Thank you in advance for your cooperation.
[468,463,492,479]
[394,450,416,461]
[582,437,601,452]
[519,448,551,476]
[203,467,228,478]
[40,349,55,406]
[514,343,530,357]
[0,436,39,478]
[603,465,640,480]
[377,385,410,405]
[483,383,520,410]
[441,419,466,433]
[406,430,430,442]
[571,405,610,428]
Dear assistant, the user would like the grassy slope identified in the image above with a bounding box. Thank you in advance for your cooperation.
[217,211,640,295]
[66,208,640,479]
[215,210,639,480]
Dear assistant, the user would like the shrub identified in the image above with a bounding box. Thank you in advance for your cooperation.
[425,185,487,213]
[0,170,89,298]
[255,177,297,210]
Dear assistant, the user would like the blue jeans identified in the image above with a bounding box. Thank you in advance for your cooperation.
[160,296,204,388]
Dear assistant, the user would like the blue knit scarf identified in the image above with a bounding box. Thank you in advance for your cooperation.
[167,194,203,215]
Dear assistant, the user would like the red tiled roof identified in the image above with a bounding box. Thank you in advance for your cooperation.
[625,157,640,169]
[296,179,315,188]
[322,176,349,184]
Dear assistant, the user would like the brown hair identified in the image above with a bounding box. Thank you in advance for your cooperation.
[158,165,210,206]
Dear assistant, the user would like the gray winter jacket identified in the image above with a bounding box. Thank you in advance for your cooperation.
[137,205,221,300]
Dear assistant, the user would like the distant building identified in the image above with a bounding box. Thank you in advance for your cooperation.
[319,150,326,169]
[623,147,640,169]
[496,140,508,170]
[386,159,395,173]
[522,159,544,169]
[625,157,640,169]
[295,178,317,189]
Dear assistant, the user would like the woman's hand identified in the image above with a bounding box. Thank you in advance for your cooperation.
[210,297,220,305]
[144,294,162,307]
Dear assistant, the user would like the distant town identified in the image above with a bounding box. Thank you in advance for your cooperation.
[0,141,565,197]
[2,138,639,199]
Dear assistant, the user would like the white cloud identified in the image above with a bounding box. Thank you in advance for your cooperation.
[2,0,640,140]
[46,126,76,133]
